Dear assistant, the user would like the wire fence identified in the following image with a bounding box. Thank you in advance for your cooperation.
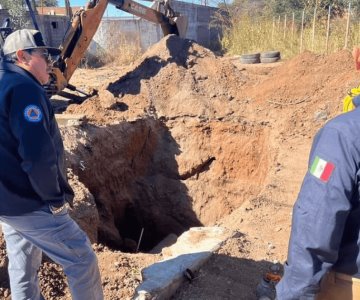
[222,4,360,58]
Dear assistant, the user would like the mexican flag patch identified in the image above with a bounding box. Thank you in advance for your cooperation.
[310,156,335,182]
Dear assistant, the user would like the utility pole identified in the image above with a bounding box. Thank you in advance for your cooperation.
[65,0,72,19]
[24,0,40,30]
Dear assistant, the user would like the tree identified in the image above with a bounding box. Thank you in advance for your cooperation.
[35,0,58,6]
[265,0,360,19]
[1,0,31,29]
[0,0,59,30]
[218,0,267,18]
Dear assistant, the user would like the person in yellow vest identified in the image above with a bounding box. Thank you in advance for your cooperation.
[343,48,360,112]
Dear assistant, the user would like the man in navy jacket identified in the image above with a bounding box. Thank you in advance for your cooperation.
[0,29,103,299]
[276,51,360,299]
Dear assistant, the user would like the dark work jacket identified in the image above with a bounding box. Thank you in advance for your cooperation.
[0,62,74,215]
[276,106,360,299]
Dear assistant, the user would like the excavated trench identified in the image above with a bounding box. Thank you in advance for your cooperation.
[64,117,203,252]
[62,115,270,253]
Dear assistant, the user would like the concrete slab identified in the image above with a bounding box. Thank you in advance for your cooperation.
[55,114,86,127]
[133,226,231,300]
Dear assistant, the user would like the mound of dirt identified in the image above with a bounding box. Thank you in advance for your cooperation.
[243,50,356,108]
[67,35,244,124]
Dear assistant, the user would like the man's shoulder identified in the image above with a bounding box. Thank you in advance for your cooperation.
[1,66,28,84]
[0,62,41,89]
[327,109,360,126]
[322,110,360,141]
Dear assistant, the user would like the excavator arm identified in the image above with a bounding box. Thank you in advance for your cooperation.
[110,0,187,37]
[51,0,108,93]
[50,0,188,96]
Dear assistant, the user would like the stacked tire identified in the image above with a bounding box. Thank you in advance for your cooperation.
[260,51,281,63]
[239,51,281,64]
[240,53,260,64]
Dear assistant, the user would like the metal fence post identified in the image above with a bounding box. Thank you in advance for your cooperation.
[326,5,331,54]
[300,10,305,52]
[345,2,351,49]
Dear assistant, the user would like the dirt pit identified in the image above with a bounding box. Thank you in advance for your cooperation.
[63,119,203,252]
[0,35,359,299]
[62,116,268,253]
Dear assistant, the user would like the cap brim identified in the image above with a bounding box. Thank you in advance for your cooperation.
[22,46,61,56]
[46,47,61,56]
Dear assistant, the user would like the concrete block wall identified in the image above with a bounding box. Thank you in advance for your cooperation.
[93,17,162,53]
[37,15,69,48]
[171,1,222,50]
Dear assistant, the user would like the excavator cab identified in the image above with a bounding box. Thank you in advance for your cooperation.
[0,18,12,54]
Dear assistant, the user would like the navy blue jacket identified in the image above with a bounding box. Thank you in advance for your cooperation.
[0,62,74,215]
[276,107,360,299]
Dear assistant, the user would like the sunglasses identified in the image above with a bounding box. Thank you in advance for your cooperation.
[25,49,58,64]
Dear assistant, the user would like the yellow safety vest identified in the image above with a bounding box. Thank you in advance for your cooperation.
[343,84,360,112]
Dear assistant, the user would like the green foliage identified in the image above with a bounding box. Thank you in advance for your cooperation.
[1,0,30,29]
[223,0,267,17]
[35,0,58,7]
[266,0,360,18]
[0,0,58,30]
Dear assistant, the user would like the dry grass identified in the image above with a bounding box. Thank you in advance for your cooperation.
[110,36,142,66]
[81,33,142,68]
[221,13,360,59]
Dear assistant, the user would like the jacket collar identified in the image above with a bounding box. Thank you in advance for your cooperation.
[0,61,42,87]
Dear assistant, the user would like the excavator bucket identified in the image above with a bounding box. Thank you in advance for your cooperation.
[110,0,188,38]
[160,15,188,38]
[173,15,188,38]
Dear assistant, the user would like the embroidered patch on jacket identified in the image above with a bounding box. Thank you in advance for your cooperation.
[24,105,43,122]
[310,155,335,182]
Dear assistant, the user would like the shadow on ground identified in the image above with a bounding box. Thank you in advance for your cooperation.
[64,117,202,252]
[172,254,276,300]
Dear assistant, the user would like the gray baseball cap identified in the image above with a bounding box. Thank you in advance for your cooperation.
[2,29,61,56]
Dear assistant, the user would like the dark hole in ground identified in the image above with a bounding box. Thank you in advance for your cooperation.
[114,203,165,253]
[116,204,143,252]
[70,119,203,253]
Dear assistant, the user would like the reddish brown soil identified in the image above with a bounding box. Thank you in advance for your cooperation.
[0,35,359,299]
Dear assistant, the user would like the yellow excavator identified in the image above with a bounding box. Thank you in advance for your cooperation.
[53,0,187,96]
[52,0,188,98]
[1,0,188,98]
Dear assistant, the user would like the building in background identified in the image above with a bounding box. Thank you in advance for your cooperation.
[0,0,224,56]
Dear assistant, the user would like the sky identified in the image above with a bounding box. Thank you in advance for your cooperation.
[57,0,216,17]
[58,0,142,17]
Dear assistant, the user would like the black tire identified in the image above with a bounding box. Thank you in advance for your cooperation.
[260,51,281,58]
[240,57,261,64]
[260,57,280,64]
[240,53,260,59]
